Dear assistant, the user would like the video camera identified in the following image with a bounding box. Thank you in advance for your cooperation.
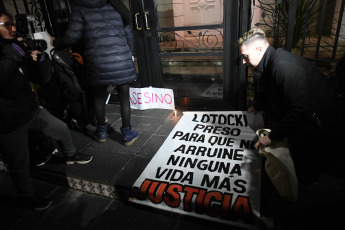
[15,14,47,52]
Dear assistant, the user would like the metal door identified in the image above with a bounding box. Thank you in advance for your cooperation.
[129,0,251,110]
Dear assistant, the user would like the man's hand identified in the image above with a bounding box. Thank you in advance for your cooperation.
[30,50,42,61]
[255,135,272,150]
[247,105,256,112]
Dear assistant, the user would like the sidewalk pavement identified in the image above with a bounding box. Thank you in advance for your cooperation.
[1,104,345,230]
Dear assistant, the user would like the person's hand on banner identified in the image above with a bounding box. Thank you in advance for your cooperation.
[255,135,272,149]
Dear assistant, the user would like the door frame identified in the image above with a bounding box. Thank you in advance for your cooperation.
[130,0,251,110]
[129,0,163,88]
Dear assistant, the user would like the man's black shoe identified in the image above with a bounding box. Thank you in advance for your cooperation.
[65,153,93,165]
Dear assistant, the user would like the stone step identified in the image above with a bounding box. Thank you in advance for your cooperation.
[31,168,118,199]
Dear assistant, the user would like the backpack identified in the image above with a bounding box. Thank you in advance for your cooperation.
[42,48,90,130]
[50,48,84,102]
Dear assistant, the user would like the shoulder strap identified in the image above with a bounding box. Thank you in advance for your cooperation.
[108,0,131,25]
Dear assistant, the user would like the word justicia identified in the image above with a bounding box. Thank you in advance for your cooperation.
[132,179,255,224]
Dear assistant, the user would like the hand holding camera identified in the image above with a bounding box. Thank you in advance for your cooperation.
[30,50,42,61]
[27,39,47,53]
[15,14,48,53]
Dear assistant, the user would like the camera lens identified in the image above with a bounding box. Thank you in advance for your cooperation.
[28,39,47,51]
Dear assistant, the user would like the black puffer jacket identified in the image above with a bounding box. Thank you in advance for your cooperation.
[0,40,51,134]
[252,46,337,141]
[53,0,137,86]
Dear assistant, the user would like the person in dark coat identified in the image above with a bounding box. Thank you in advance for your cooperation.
[0,11,93,211]
[237,28,338,185]
[237,28,340,228]
[51,0,138,145]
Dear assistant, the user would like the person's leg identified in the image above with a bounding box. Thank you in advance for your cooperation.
[30,107,93,164]
[260,164,280,229]
[0,111,52,211]
[92,85,108,142]
[93,85,108,126]
[31,107,76,156]
[117,83,131,128]
[0,123,34,197]
[117,83,138,145]
[289,118,322,185]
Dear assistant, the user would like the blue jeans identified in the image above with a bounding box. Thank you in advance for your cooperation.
[0,107,76,197]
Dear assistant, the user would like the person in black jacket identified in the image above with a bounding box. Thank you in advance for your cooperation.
[237,28,338,184]
[0,11,93,211]
[51,0,138,145]
[237,28,341,228]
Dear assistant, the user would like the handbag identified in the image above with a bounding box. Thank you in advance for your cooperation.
[256,129,298,202]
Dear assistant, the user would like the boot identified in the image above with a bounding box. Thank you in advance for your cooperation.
[95,124,107,143]
[120,125,138,146]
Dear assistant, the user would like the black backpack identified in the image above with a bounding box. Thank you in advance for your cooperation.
[50,48,84,102]
[44,48,89,130]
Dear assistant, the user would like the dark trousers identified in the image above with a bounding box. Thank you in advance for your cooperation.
[0,107,76,197]
[288,111,336,185]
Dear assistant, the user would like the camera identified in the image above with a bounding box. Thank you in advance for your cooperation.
[15,14,47,52]
[26,39,47,52]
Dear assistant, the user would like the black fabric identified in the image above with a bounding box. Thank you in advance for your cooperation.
[334,53,345,157]
[0,40,51,134]
[252,46,339,184]
[40,48,89,130]
[335,53,345,97]
[28,131,56,166]
[51,48,84,101]
[92,85,108,126]
[252,46,337,141]
[91,83,131,127]
[117,83,131,128]
[0,107,76,196]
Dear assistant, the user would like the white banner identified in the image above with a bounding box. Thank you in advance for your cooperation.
[131,111,264,229]
[129,87,175,110]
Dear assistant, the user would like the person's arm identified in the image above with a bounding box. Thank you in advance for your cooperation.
[28,50,52,85]
[124,23,134,53]
[52,6,84,50]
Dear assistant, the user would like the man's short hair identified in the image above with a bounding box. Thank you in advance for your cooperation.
[0,11,11,20]
[237,28,268,47]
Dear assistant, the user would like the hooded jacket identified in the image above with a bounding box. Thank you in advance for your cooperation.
[252,46,337,141]
[53,0,137,86]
